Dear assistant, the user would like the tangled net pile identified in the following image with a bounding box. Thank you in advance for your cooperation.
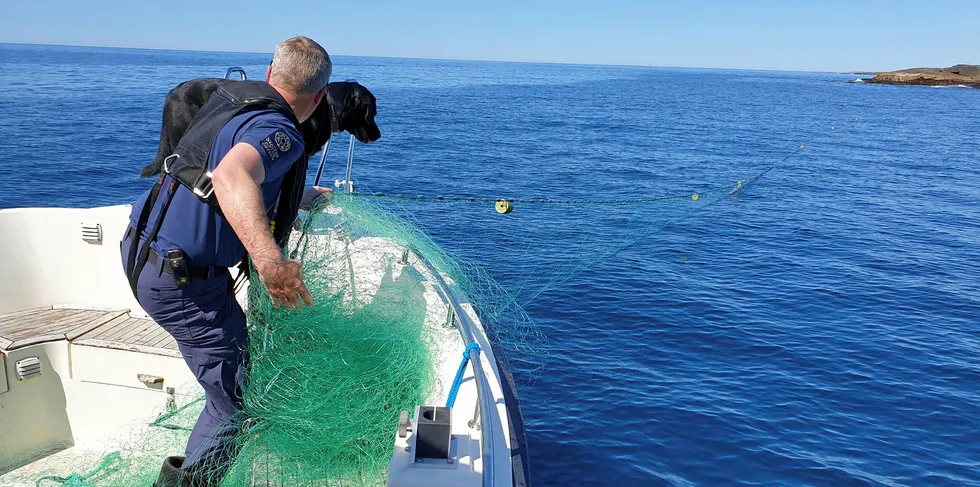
[10,148,797,486]
[218,193,448,485]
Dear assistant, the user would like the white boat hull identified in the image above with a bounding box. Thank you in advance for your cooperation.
[0,203,528,486]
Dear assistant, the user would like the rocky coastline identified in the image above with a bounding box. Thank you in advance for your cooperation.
[863,64,980,88]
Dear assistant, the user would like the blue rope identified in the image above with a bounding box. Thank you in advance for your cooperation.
[446,342,480,408]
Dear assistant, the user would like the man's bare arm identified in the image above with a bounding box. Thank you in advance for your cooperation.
[211,142,313,309]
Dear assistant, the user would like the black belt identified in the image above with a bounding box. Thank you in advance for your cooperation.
[124,225,227,281]
[144,244,228,280]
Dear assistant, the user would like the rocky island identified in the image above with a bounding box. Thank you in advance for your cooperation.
[865,64,980,88]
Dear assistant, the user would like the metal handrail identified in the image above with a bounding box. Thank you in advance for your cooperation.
[415,253,497,487]
[223,67,247,80]
[344,134,356,194]
[313,139,331,187]
[312,135,357,192]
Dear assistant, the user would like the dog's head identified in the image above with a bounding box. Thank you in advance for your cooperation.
[328,81,382,144]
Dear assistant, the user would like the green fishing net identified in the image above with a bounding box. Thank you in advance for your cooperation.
[219,193,441,485]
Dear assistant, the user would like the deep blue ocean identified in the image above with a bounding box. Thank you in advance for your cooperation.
[1,43,979,486]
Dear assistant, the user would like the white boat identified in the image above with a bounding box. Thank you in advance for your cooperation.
[0,74,530,486]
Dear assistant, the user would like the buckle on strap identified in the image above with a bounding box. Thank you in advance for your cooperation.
[192,171,214,199]
[163,153,215,200]
[162,154,179,174]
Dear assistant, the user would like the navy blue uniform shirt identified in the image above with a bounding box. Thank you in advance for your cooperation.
[129,109,305,267]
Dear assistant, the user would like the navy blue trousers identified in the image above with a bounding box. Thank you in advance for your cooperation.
[120,231,248,478]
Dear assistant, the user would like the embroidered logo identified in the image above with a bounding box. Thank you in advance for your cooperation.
[274,131,291,152]
[261,136,279,161]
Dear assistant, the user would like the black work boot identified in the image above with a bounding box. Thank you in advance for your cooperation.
[154,456,221,487]
[153,456,193,487]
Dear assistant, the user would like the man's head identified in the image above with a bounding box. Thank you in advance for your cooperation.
[266,36,331,123]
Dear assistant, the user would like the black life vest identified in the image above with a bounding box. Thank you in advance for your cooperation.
[126,80,309,296]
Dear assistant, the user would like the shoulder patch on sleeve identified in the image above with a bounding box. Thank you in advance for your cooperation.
[261,135,280,161]
[274,131,291,152]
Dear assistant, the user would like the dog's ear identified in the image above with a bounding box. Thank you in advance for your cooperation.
[351,85,374,121]
[343,86,360,112]
[366,92,378,119]
[363,97,374,124]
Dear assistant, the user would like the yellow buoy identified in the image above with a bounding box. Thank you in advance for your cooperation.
[495,199,514,214]
[691,193,700,201]
[800,145,805,149]
[729,181,743,196]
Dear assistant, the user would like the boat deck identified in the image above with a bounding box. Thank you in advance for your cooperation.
[0,306,179,356]
[0,305,197,484]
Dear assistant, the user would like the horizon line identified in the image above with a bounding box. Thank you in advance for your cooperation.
[0,41,877,75]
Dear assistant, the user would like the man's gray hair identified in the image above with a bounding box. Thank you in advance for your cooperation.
[269,36,332,95]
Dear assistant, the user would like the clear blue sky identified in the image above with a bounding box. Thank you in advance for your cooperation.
[3,0,978,72]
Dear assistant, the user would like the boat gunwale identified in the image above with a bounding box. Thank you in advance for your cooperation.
[415,250,529,487]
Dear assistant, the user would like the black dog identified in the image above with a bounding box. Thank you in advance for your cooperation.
[140,79,381,178]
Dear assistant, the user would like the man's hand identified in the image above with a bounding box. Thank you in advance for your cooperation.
[314,186,333,200]
[300,185,334,210]
[254,256,313,309]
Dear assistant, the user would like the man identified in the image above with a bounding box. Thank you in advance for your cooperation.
[120,36,332,487]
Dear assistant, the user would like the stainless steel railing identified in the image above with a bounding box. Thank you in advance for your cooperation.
[223,67,246,80]
[415,253,499,487]
[312,135,357,194]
